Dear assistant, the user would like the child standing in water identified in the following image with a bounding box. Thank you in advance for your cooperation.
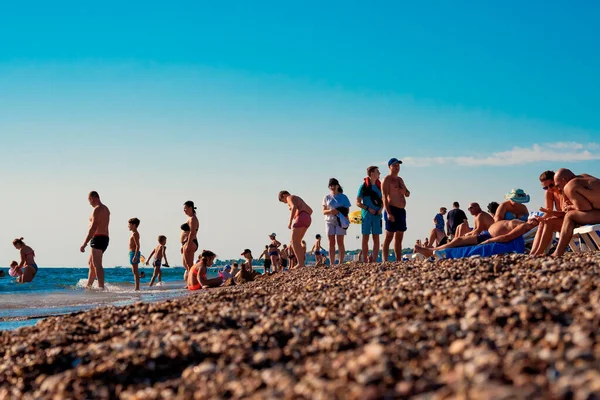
[146,235,168,287]
[128,218,141,291]
[311,234,326,265]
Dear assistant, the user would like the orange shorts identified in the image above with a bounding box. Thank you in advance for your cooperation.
[188,283,201,291]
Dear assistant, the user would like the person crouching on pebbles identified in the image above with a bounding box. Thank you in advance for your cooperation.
[278,190,313,268]
[187,250,222,290]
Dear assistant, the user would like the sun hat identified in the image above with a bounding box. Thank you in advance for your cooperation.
[505,188,530,204]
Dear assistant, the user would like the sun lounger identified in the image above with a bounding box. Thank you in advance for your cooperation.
[565,224,600,253]
[434,236,525,260]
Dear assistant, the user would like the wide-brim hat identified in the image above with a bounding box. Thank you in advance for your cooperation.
[505,188,530,204]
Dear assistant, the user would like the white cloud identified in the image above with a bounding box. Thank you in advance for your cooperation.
[404,142,600,167]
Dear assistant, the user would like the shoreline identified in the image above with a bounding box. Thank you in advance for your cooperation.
[1,254,600,398]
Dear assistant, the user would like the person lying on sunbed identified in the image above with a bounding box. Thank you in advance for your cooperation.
[414,218,539,258]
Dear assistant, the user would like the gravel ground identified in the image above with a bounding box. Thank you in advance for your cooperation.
[1,253,600,399]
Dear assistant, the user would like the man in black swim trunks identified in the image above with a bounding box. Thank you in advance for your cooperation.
[382,158,411,262]
[80,191,110,289]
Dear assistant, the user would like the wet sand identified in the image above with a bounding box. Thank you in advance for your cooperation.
[1,253,600,399]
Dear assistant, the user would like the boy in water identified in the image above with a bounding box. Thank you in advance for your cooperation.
[311,234,326,265]
[128,218,141,291]
[146,235,169,287]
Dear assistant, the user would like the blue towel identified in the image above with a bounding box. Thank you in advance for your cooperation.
[435,236,525,259]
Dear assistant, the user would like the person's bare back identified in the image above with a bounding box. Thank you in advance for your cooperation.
[564,174,600,210]
[474,211,495,233]
[92,204,110,236]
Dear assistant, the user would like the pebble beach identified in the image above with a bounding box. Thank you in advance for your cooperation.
[1,254,600,399]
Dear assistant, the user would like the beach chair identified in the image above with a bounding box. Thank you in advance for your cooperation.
[567,224,600,253]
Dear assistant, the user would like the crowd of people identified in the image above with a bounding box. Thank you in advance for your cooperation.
[6,163,600,289]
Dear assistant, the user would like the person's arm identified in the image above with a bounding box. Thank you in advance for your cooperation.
[258,251,264,261]
[162,246,169,265]
[484,221,538,244]
[288,198,297,228]
[133,233,141,262]
[80,209,99,252]
[199,264,208,286]
[494,203,507,222]
[18,249,25,268]
[146,249,156,265]
[399,177,410,197]
[381,177,393,220]
[466,215,481,236]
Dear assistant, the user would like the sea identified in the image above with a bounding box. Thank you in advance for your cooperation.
[0,265,262,331]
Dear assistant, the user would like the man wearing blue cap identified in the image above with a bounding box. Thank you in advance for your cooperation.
[382,158,411,261]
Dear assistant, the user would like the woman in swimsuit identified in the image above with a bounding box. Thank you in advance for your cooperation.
[267,233,281,272]
[187,250,222,290]
[494,189,530,222]
[278,190,313,268]
[182,201,199,280]
[12,238,38,283]
[531,171,571,255]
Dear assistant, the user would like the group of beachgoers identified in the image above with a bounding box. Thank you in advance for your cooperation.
[412,168,600,259]
[6,164,600,288]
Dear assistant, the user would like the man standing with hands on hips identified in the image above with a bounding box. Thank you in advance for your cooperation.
[382,158,410,261]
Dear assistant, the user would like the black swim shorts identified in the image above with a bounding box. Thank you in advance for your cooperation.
[476,231,492,244]
[281,258,289,268]
[90,235,110,253]
[384,206,407,233]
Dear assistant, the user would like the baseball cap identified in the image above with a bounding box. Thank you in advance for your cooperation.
[269,232,276,237]
[241,249,252,255]
[388,158,403,167]
[224,264,231,270]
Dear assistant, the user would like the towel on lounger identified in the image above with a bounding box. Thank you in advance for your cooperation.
[435,236,525,260]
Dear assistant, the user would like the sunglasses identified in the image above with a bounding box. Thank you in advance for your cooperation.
[543,183,555,191]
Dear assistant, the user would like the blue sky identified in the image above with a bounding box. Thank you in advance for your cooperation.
[1,1,599,266]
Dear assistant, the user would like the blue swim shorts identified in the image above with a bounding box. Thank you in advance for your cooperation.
[361,213,383,235]
[129,251,141,265]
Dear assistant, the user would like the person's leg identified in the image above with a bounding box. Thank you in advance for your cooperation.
[372,234,380,262]
[532,218,563,255]
[428,229,438,247]
[203,277,224,288]
[393,232,404,261]
[455,222,470,238]
[414,235,479,257]
[361,234,370,262]
[149,266,158,287]
[336,235,346,265]
[382,231,394,261]
[93,249,105,288]
[132,263,140,290]
[328,234,336,266]
[553,210,600,256]
[21,266,35,283]
[86,251,97,288]
[530,224,545,255]
[292,228,309,268]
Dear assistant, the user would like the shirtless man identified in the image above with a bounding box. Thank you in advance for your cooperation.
[382,158,410,261]
[80,191,110,289]
[455,203,495,237]
[414,218,539,258]
[552,169,600,257]
[278,190,313,268]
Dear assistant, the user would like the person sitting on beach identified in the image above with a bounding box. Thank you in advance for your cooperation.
[551,169,600,257]
[427,207,447,247]
[323,178,352,266]
[146,235,169,287]
[267,233,281,272]
[8,260,22,279]
[236,249,256,283]
[494,189,530,222]
[230,262,240,279]
[311,234,326,265]
[12,238,38,283]
[530,171,569,256]
[357,166,383,262]
[187,250,222,290]
[446,202,468,239]
[127,218,142,291]
[414,218,540,259]
[220,265,233,281]
[455,203,495,238]
[257,245,272,274]
[278,190,313,268]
